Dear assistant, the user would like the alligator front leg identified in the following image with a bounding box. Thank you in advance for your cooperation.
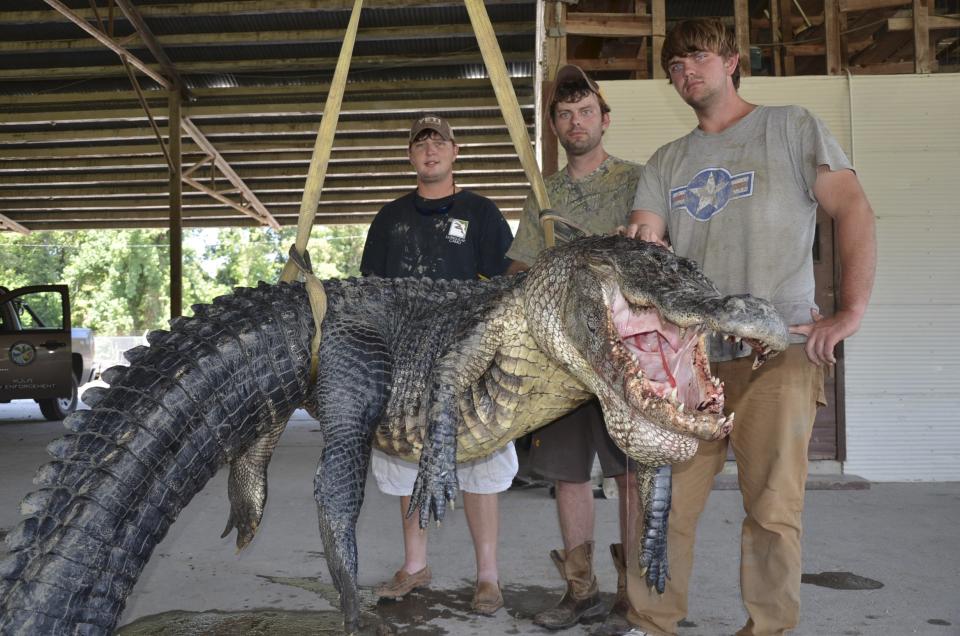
[636,463,672,593]
[409,381,460,529]
[408,321,505,528]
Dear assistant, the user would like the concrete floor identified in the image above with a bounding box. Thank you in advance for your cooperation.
[1,399,958,636]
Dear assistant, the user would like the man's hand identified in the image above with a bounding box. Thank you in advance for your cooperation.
[789,308,863,366]
[622,210,670,247]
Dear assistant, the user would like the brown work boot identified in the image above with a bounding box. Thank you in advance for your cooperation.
[591,544,635,636]
[374,565,432,600]
[471,580,504,615]
[533,541,607,630]
[610,543,629,617]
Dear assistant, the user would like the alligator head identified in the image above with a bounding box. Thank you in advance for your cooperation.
[523,235,789,464]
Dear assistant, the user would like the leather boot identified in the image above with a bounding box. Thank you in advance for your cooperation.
[534,540,607,630]
[592,544,634,635]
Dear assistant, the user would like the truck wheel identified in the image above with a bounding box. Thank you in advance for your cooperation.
[39,376,78,421]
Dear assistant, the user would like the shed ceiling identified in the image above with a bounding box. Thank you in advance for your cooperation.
[0,0,538,232]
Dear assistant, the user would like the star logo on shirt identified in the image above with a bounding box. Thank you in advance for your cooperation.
[670,168,754,221]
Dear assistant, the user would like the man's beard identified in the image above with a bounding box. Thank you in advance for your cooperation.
[560,132,600,156]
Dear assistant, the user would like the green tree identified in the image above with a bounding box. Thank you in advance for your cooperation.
[0,223,369,336]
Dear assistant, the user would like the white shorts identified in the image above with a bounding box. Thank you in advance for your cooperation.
[371,443,518,496]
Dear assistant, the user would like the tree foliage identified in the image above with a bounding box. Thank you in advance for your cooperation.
[0,224,367,335]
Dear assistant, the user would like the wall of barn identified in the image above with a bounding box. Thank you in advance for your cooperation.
[598,73,960,482]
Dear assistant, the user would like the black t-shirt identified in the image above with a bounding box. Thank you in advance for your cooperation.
[360,189,513,280]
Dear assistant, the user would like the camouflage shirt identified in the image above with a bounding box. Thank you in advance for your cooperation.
[507,155,644,266]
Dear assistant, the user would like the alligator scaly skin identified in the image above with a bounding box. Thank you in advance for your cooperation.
[0,236,790,634]
[0,281,315,634]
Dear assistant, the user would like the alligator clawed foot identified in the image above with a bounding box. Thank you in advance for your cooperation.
[220,504,262,551]
[409,468,459,530]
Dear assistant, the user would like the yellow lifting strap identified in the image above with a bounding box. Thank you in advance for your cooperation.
[464,0,556,248]
[279,0,363,384]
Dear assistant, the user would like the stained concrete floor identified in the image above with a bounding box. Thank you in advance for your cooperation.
[1,400,958,636]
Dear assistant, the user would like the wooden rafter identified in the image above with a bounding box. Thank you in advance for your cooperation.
[114,0,186,93]
[180,118,280,229]
[0,213,30,234]
[40,0,171,88]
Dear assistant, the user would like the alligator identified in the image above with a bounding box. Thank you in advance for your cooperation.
[0,235,788,635]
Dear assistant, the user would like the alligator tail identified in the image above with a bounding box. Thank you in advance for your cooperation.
[0,281,314,635]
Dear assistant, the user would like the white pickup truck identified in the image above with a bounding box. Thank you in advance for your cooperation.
[0,285,98,420]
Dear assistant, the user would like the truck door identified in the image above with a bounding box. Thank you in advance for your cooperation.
[0,285,73,401]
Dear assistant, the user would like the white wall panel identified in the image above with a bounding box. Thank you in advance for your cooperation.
[601,74,960,481]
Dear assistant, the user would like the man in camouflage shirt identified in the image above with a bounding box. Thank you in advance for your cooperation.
[506,64,643,631]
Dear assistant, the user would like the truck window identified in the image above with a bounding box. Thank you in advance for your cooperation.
[16,291,64,330]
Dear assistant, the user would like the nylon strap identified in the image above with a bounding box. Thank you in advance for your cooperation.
[279,0,362,382]
[464,0,555,247]
[280,0,363,284]
[286,245,327,386]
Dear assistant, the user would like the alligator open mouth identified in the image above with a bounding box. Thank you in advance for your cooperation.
[605,285,774,442]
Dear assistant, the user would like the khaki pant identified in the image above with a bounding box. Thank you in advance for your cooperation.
[626,345,825,636]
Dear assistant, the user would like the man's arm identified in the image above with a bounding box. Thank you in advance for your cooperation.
[623,210,668,246]
[790,166,877,365]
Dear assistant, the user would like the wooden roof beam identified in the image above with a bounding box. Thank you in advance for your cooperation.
[0,97,529,126]
[40,0,171,89]
[0,213,30,234]
[3,0,525,24]
[0,23,533,54]
[564,13,652,37]
[181,118,279,229]
[114,0,186,94]
[0,50,532,82]
[840,0,910,11]
[887,13,960,30]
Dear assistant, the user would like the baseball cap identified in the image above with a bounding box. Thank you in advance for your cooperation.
[408,114,455,144]
[548,64,603,107]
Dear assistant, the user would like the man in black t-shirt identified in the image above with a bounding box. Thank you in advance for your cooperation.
[360,115,516,616]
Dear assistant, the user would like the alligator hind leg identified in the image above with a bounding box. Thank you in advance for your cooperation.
[311,325,391,634]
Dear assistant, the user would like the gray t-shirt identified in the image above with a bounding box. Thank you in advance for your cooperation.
[508,155,643,266]
[633,105,852,360]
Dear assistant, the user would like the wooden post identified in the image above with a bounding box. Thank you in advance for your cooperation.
[167,91,182,319]
[651,0,666,79]
[634,1,648,79]
[734,0,753,77]
[542,0,567,177]
[913,0,932,73]
[779,0,796,75]
[824,0,842,75]
[770,0,783,75]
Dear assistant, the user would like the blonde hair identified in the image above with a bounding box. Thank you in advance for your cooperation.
[660,18,741,89]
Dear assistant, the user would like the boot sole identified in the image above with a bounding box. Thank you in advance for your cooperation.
[534,601,608,630]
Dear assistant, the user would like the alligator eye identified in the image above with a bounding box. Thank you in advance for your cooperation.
[586,315,599,332]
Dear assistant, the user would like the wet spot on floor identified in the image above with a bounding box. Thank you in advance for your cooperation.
[927,618,952,626]
[802,571,883,590]
[117,609,349,635]
[120,580,604,635]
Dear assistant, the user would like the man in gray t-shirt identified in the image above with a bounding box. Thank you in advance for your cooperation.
[618,18,877,636]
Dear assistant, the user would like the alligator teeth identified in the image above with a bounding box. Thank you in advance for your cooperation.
[677,402,684,413]
[670,387,678,403]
